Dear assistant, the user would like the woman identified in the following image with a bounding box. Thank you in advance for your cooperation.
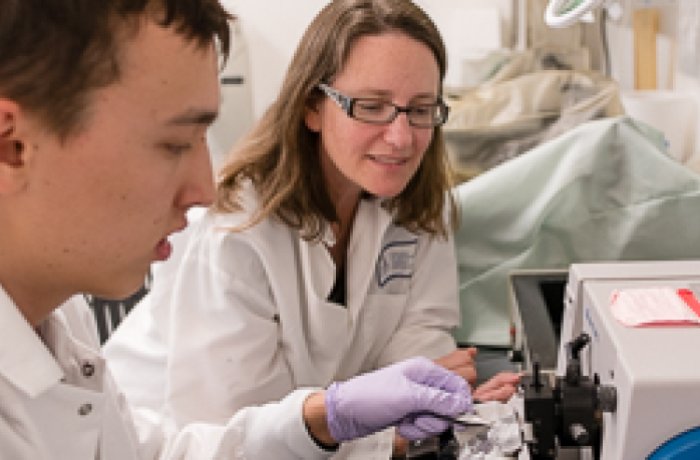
[105,0,518,457]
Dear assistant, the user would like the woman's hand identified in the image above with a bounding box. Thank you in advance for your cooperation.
[434,348,478,385]
[435,349,521,402]
[473,372,521,402]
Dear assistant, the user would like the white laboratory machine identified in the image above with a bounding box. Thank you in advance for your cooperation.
[513,260,700,459]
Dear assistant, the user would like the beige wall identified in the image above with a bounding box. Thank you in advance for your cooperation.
[222,0,515,119]
[603,0,700,169]
[216,1,700,170]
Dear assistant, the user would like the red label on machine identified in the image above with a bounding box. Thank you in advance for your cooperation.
[610,287,700,327]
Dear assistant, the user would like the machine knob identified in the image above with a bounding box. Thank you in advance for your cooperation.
[569,423,590,445]
[597,385,617,413]
[508,349,524,363]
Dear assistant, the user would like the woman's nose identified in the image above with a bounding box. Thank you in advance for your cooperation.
[383,112,413,149]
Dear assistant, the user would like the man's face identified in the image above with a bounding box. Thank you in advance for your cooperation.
[9,21,220,301]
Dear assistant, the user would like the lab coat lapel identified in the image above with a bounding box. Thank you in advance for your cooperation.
[346,199,393,318]
[296,232,352,376]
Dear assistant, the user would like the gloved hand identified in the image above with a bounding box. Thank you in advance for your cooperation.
[325,356,472,442]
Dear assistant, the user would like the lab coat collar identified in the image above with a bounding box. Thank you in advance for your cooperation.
[345,198,395,308]
[309,197,394,306]
[321,196,393,248]
[321,223,336,247]
[0,285,64,398]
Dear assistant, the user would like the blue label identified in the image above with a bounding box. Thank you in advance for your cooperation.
[376,239,417,287]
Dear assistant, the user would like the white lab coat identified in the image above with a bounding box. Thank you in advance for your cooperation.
[0,286,333,460]
[105,183,460,459]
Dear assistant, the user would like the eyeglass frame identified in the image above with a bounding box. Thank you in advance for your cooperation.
[316,83,449,128]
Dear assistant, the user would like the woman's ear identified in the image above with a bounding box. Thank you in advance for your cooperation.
[304,103,322,133]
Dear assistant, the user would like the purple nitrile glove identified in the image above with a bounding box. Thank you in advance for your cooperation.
[324,356,472,442]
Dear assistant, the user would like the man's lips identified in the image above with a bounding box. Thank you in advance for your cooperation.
[155,238,172,261]
[155,223,186,261]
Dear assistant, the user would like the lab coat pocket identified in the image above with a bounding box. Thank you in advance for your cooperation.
[357,291,408,360]
[363,292,407,325]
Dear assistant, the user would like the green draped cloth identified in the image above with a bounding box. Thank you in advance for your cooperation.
[454,116,700,345]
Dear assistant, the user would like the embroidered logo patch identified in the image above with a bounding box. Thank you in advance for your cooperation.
[375,239,417,287]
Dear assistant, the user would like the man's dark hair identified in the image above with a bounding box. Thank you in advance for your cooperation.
[0,0,231,138]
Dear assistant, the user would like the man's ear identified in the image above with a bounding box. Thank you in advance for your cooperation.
[0,99,29,193]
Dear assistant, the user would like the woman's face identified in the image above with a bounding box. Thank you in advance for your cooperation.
[305,32,440,204]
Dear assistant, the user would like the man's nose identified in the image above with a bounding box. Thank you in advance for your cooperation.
[179,147,216,209]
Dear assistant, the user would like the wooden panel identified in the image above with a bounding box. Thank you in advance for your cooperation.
[633,8,659,90]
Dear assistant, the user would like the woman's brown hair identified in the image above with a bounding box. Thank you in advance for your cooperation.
[216,0,456,240]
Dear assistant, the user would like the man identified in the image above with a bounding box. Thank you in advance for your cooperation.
[0,1,471,459]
